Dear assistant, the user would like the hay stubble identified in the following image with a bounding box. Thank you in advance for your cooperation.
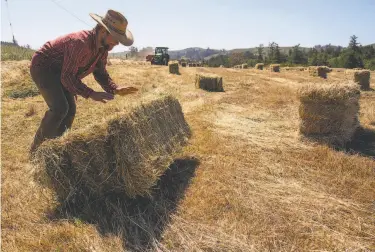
[2,60,375,251]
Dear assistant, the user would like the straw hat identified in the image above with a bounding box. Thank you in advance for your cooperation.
[90,9,134,46]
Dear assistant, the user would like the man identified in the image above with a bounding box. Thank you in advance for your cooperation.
[29,9,138,155]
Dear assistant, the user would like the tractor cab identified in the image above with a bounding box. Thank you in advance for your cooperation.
[151,47,170,66]
[155,47,168,55]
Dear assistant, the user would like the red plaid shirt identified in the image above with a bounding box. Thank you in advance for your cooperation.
[31,29,118,98]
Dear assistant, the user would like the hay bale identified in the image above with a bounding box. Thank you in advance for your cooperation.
[270,64,280,72]
[169,62,179,74]
[298,81,360,147]
[34,96,192,200]
[345,69,370,90]
[241,64,248,69]
[255,63,264,70]
[181,62,187,67]
[308,66,330,78]
[195,73,224,92]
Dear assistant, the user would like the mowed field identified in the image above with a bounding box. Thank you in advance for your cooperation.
[1,60,375,251]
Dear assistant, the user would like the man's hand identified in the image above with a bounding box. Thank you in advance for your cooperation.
[114,86,139,96]
[89,91,114,103]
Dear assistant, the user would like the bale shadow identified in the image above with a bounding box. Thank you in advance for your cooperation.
[49,156,200,251]
[361,87,374,92]
[346,127,375,158]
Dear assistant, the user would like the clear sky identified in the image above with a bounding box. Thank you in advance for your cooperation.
[1,0,375,53]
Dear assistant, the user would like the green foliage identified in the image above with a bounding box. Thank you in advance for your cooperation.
[207,35,374,69]
[1,43,35,61]
[207,55,229,67]
[257,44,264,61]
[364,58,375,70]
[5,85,40,99]
[288,44,308,65]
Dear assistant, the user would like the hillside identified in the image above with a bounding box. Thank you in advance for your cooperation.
[110,43,375,62]
[1,41,35,61]
[2,60,375,251]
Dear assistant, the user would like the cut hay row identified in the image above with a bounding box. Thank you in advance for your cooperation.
[169,62,179,74]
[270,64,280,72]
[298,81,360,147]
[283,66,305,71]
[345,69,371,90]
[195,73,224,92]
[308,66,330,78]
[255,63,264,70]
[33,95,192,201]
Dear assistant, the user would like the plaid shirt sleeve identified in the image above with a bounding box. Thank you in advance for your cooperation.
[60,40,94,98]
[93,51,118,94]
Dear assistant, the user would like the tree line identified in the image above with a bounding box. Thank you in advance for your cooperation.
[207,35,375,70]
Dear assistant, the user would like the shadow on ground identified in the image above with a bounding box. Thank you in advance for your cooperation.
[49,156,200,251]
[346,127,375,158]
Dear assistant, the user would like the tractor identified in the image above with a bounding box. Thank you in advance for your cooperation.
[146,47,170,66]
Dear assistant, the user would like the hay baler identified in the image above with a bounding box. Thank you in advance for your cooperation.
[146,47,170,66]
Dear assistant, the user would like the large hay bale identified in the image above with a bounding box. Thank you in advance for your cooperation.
[309,66,330,78]
[255,63,264,70]
[34,96,192,200]
[181,62,187,67]
[270,64,280,72]
[195,73,224,92]
[298,81,360,147]
[241,64,248,69]
[169,62,179,74]
[345,69,370,90]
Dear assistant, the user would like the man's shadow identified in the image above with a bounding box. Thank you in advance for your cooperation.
[49,156,200,251]
[346,127,375,158]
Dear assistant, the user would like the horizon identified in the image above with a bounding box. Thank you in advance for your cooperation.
[1,0,375,53]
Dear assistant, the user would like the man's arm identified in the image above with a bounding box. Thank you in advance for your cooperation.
[60,40,94,98]
[93,51,118,94]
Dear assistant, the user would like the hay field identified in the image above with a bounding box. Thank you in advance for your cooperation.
[2,60,375,251]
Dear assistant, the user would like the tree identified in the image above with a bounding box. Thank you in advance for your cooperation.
[362,45,375,59]
[274,44,281,63]
[268,42,275,63]
[289,44,307,65]
[340,35,364,68]
[129,46,138,57]
[256,44,264,62]
[349,35,360,52]
[228,52,246,66]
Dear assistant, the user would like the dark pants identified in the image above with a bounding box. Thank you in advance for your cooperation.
[29,64,76,154]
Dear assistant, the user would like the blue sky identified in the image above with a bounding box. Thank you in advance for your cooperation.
[1,0,375,53]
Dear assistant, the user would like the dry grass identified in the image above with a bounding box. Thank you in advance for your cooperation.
[2,60,375,251]
[0,60,39,98]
